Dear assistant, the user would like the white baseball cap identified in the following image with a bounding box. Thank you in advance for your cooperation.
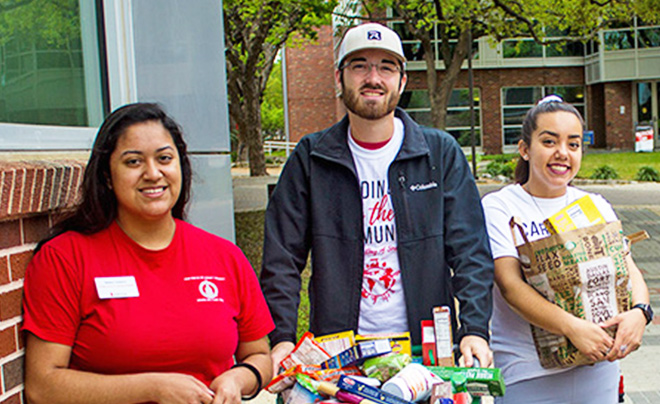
[337,23,406,68]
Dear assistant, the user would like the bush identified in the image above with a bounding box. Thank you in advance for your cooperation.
[590,165,620,180]
[485,161,514,178]
[635,166,660,182]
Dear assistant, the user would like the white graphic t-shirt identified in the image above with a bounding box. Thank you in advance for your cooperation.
[349,118,408,336]
[481,184,619,386]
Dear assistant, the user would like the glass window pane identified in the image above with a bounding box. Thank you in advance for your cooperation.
[449,88,480,107]
[638,83,653,123]
[449,129,481,147]
[446,109,480,128]
[546,41,585,57]
[638,28,660,48]
[503,107,529,125]
[399,90,431,109]
[504,127,521,145]
[406,110,433,127]
[403,42,425,61]
[603,30,635,50]
[392,22,415,41]
[503,87,541,105]
[503,40,543,58]
[545,86,585,104]
[0,0,105,127]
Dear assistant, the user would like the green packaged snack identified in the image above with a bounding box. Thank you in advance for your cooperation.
[427,366,506,397]
[361,353,412,382]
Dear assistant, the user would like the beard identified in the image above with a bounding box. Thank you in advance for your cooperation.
[342,83,401,120]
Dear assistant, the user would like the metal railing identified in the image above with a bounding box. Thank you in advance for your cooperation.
[263,140,296,155]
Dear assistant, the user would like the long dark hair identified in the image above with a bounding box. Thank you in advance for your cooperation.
[36,103,192,252]
[514,97,585,184]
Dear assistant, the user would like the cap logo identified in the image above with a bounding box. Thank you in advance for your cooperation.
[367,30,382,41]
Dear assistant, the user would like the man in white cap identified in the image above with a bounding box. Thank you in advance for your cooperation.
[261,22,494,375]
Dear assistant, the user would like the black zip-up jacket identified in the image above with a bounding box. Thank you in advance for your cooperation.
[260,108,493,347]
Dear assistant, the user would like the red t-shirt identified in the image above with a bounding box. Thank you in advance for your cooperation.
[23,220,274,386]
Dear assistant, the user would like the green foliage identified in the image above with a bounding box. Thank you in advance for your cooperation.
[0,0,81,48]
[590,165,620,180]
[485,161,514,179]
[261,60,284,139]
[635,166,660,182]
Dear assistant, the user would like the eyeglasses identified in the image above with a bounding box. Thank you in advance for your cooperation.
[341,60,402,78]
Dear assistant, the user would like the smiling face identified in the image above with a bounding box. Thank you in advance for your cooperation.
[336,49,406,121]
[519,111,583,197]
[109,120,182,227]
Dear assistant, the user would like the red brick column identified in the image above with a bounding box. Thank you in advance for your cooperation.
[0,160,84,403]
[604,82,634,150]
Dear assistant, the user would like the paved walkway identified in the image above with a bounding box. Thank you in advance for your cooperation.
[232,169,660,403]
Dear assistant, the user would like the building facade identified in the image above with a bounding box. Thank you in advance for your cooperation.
[0,1,234,402]
[284,18,660,155]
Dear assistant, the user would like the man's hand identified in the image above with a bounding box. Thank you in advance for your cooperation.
[459,335,492,368]
[270,341,295,378]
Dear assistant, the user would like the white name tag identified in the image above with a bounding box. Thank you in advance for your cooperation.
[95,276,140,299]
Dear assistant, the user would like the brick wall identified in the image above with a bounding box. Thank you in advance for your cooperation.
[604,81,634,149]
[285,25,339,142]
[0,160,84,404]
[587,83,606,148]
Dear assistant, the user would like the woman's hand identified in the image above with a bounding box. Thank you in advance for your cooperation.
[564,316,615,362]
[149,373,215,404]
[210,337,271,404]
[601,309,647,361]
[209,372,244,404]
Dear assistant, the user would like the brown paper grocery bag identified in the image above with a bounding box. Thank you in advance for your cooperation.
[509,217,632,369]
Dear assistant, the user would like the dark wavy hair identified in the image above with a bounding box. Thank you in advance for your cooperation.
[36,103,192,252]
[514,98,585,184]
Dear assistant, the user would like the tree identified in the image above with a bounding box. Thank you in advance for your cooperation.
[358,0,659,130]
[261,59,284,141]
[224,0,336,176]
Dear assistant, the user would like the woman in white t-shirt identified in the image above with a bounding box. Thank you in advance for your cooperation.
[481,96,652,403]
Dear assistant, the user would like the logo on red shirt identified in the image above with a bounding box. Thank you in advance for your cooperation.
[183,276,225,302]
[199,280,219,299]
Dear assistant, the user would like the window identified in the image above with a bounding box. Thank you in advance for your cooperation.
[638,27,660,48]
[399,88,481,147]
[389,21,478,63]
[503,40,543,58]
[603,30,635,51]
[0,0,106,129]
[501,86,585,145]
[503,38,584,58]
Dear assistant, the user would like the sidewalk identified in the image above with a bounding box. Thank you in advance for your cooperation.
[232,169,660,403]
[617,205,660,404]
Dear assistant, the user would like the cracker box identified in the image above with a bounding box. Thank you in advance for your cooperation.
[356,332,412,356]
[321,339,392,369]
[432,306,454,367]
[544,195,606,235]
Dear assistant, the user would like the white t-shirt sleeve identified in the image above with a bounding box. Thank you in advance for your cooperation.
[482,192,519,260]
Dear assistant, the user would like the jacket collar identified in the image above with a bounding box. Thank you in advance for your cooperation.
[310,107,430,166]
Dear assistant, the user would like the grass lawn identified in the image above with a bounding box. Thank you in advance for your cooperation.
[480,150,660,181]
[578,151,660,180]
[235,210,311,341]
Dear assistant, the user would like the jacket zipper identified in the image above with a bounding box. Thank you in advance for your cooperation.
[398,171,413,229]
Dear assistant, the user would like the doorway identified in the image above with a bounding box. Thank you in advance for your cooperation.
[636,81,659,150]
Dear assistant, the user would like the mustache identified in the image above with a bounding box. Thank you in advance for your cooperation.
[359,83,386,92]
